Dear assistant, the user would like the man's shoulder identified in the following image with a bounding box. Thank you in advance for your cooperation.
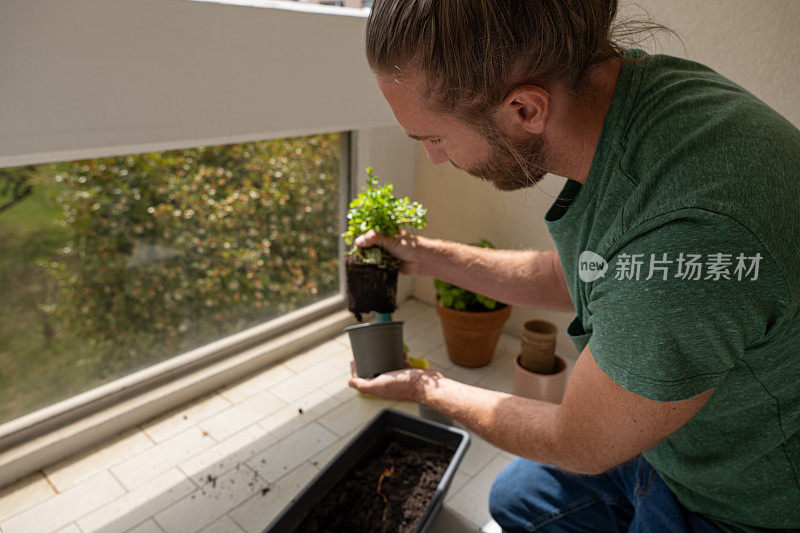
[623,51,799,147]
[611,52,800,206]
[608,52,800,297]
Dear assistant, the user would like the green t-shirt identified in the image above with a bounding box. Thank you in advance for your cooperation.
[545,49,800,531]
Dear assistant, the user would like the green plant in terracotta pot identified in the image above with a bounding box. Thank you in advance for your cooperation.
[343,167,427,320]
[434,239,511,367]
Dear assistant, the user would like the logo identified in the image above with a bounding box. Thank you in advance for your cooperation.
[578,250,608,282]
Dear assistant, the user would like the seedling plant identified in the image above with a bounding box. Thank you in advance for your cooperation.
[342,167,427,266]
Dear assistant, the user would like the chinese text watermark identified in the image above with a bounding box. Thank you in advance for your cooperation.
[578,251,761,283]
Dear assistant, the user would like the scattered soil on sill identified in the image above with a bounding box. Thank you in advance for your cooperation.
[297,440,452,532]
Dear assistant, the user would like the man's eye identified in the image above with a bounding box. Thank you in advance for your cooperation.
[428,138,442,145]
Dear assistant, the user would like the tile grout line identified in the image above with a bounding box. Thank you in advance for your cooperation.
[69,468,133,532]
[140,423,158,444]
[4,469,119,533]
[186,416,284,472]
[153,517,168,533]
[158,462,265,533]
[47,431,162,495]
[224,512,248,533]
[107,426,216,493]
[175,435,271,491]
[42,469,61,494]
[224,462,306,531]
[217,363,299,405]
[0,485,60,527]
[128,517,167,533]
[217,376,275,404]
[152,515,168,533]
[106,468,130,494]
[140,393,234,444]
[443,503,485,532]
[175,463,202,489]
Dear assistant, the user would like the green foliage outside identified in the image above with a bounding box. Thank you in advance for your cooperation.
[0,134,341,423]
[0,167,77,423]
[342,167,427,265]
[0,165,34,215]
[434,239,500,312]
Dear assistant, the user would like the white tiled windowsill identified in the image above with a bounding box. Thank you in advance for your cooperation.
[0,298,525,532]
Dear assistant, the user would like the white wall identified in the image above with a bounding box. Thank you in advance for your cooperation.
[0,0,395,167]
[412,0,800,361]
[625,0,800,127]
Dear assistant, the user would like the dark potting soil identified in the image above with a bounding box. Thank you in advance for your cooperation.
[297,440,453,533]
[346,254,399,319]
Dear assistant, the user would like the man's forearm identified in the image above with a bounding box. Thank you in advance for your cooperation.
[416,237,573,312]
[415,373,594,474]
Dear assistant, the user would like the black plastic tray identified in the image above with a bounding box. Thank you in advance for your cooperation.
[262,408,471,533]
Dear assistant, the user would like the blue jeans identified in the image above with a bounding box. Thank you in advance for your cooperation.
[489,455,721,532]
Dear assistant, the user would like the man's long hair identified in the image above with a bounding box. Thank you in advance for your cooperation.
[366,0,663,122]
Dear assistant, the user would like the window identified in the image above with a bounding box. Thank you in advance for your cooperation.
[0,133,345,426]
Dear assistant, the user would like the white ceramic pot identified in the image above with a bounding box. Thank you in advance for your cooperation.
[512,353,568,404]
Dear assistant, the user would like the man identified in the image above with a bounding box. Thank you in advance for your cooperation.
[347,1,800,531]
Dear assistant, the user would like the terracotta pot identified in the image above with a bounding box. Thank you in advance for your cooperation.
[513,354,567,403]
[436,300,512,367]
[520,319,558,374]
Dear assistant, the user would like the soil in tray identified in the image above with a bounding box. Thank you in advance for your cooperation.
[297,440,453,532]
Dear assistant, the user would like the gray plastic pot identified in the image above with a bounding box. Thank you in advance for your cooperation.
[344,321,406,378]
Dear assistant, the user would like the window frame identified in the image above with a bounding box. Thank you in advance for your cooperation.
[0,131,352,452]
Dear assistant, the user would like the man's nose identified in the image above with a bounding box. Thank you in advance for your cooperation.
[422,143,449,165]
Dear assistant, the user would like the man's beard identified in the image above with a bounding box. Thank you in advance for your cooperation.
[463,132,549,191]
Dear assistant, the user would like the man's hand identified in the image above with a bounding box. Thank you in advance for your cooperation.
[348,360,443,402]
[355,229,426,276]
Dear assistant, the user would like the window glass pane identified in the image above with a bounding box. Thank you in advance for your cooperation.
[0,133,342,425]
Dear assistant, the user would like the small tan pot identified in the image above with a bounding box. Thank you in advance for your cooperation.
[436,300,512,367]
[513,354,568,403]
[520,319,558,374]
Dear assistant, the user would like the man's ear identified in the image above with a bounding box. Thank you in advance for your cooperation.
[494,86,550,136]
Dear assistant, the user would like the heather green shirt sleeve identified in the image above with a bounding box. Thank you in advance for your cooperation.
[586,209,787,402]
